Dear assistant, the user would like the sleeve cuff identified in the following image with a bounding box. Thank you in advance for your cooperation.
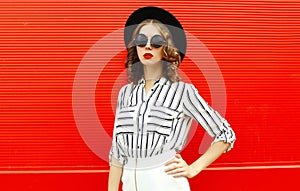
[212,132,236,152]
[109,154,125,167]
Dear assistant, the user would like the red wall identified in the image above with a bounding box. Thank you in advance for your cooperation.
[1,0,299,190]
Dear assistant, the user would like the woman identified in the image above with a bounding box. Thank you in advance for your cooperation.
[108,6,236,191]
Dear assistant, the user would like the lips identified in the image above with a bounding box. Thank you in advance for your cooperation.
[143,53,153,59]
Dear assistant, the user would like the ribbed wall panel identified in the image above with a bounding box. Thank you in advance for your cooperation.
[0,1,299,190]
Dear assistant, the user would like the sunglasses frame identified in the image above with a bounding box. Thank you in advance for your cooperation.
[134,33,166,49]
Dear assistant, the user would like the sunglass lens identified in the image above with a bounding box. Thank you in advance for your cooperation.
[151,35,165,48]
[135,34,147,47]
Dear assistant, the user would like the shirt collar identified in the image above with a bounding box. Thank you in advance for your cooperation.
[139,76,170,86]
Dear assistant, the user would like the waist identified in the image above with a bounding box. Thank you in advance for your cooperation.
[124,150,176,170]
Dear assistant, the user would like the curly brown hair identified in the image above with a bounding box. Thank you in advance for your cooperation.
[125,19,181,85]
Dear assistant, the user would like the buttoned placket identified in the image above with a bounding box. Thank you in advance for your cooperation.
[136,80,160,155]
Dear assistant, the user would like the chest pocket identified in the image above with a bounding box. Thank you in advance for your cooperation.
[146,106,183,136]
[115,106,137,134]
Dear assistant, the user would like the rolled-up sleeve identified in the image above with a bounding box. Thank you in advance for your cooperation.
[182,84,236,152]
[109,86,127,167]
[109,139,126,167]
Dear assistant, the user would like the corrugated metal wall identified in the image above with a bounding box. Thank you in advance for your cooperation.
[0,0,299,190]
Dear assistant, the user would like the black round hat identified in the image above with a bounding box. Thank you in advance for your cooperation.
[124,6,187,61]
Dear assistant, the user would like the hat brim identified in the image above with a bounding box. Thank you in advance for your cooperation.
[124,6,186,61]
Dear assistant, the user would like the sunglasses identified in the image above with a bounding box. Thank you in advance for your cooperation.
[135,34,166,48]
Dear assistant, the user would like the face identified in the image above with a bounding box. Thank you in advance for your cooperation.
[136,24,164,67]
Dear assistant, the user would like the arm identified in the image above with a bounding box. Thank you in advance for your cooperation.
[165,141,230,178]
[165,84,236,178]
[190,141,230,175]
[108,157,123,191]
[108,86,128,191]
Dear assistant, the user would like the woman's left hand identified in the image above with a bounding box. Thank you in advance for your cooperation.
[164,154,197,178]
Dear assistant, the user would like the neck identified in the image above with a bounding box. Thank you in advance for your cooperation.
[143,63,163,82]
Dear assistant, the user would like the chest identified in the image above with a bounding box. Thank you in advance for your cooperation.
[122,83,185,110]
[115,83,185,133]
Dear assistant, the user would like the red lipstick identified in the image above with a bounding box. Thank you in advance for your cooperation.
[143,53,153,59]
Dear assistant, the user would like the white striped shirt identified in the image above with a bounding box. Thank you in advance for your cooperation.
[109,77,236,167]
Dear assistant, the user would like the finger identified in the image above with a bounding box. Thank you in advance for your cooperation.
[166,160,186,172]
[173,171,186,178]
[166,167,184,175]
[167,167,187,177]
[175,153,182,159]
[165,159,175,166]
[165,158,180,166]
[165,161,186,173]
[165,163,179,173]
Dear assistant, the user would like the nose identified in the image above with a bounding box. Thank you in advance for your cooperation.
[145,41,152,50]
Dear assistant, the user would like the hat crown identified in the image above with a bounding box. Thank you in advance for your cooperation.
[124,6,186,61]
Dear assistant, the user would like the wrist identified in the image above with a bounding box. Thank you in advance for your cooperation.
[188,164,201,178]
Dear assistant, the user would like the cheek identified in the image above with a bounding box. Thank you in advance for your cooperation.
[156,49,163,59]
[136,48,143,59]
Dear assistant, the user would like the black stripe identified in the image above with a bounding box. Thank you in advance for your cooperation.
[169,118,178,140]
[186,89,217,135]
[150,109,173,116]
[159,83,172,106]
[115,136,120,159]
[145,132,149,157]
[149,134,162,157]
[168,82,179,108]
[182,102,215,136]
[188,87,222,132]
[147,123,172,129]
[214,110,229,130]
[148,115,173,121]
[117,117,133,122]
[131,133,134,157]
[116,136,126,156]
[170,118,191,150]
[173,82,186,110]
[140,84,144,102]
[128,85,134,106]
[116,132,134,135]
[153,84,165,105]
[160,136,167,154]
[116,124,134,128]
[120,86,127,108]
[125,134,130,157]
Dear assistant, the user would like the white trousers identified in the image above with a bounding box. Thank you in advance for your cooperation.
[122,163,191,191]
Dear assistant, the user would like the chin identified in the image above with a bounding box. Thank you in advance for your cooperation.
[141,59,160,66]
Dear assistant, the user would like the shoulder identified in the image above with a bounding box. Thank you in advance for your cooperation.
[117,83,134,96]
[174,81,202,99]
[119,83,132,91]
[166,81,199,98]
